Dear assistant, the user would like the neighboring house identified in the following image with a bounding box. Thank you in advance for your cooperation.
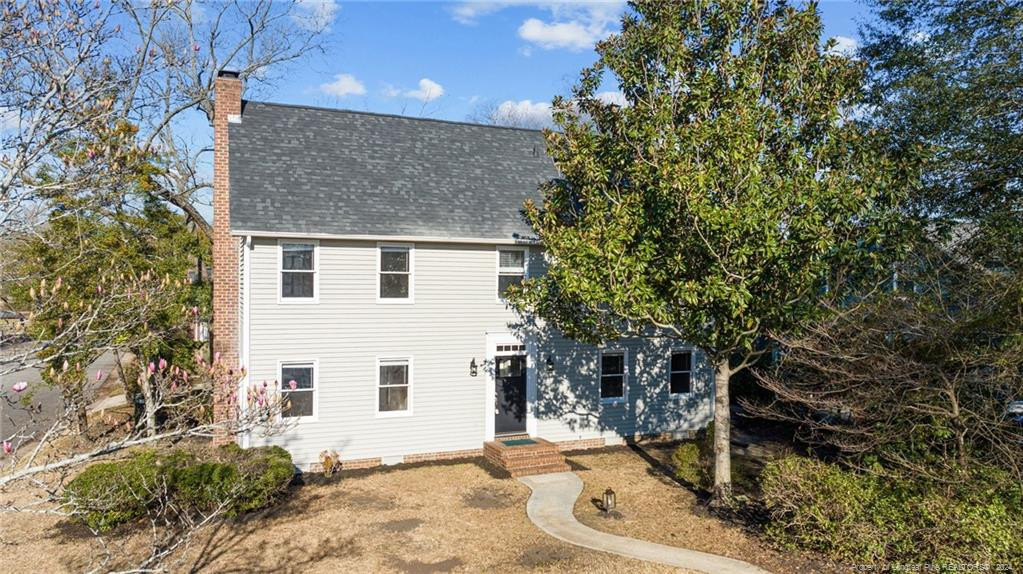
[211,71,712,470]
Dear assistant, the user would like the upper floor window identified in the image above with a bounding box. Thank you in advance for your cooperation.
[497,248,526,300]
[669,351,693,395]
[599,350,626,402]
[280,241,316,301]
[378,244,413,302]
[280,362,315,419]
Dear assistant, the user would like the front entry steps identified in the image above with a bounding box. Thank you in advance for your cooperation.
[484,437,570,478]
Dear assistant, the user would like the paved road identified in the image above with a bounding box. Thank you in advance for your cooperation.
[0,349,119,444]
[519,472,772,574]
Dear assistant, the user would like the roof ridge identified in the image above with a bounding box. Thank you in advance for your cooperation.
[243,100,549,134]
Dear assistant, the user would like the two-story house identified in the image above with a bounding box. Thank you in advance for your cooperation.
[211,71,713,471]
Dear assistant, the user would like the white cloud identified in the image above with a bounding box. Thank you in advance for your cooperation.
[319,73,366,97]
[596,90,627,106]
[382,84,402,97]
[404,78,445,102]
[495,99,553,128]
[450,2,507,25]
[519,18,597,51]
[828,35,858,57]
[291,0,339,32]
[451,2,625,52]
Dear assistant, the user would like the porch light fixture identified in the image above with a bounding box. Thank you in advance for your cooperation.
[602,487,617,513]
[545,354,554,369]
[469,358,478,377]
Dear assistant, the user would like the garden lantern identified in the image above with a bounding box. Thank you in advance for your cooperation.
[602,487,616,513]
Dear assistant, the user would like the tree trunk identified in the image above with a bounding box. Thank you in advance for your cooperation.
[712,357,732,504]
[140,373,158,437]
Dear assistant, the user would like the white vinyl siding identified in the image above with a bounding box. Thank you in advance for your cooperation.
[245,238,713,466]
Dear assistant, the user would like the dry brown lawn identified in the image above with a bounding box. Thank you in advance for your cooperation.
[0,443,842,573]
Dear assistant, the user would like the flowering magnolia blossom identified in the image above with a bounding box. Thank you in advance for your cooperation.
[2,441,11,455]
[147,362,156,374]
[289,379,297,390]
[95,370,104,381]
[158,358,168,370]
[11,382,28,393]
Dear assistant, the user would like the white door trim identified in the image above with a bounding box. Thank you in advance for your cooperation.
[484,332,537,441]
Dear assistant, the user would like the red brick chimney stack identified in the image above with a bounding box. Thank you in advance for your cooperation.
[212,70,242,437]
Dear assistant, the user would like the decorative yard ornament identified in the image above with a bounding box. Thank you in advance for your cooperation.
[469,358,478,377]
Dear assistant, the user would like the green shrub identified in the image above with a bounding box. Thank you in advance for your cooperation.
[761,455,1023,566]
[63,450,163,532]
[64,445,294,532]
[672,423,714,491]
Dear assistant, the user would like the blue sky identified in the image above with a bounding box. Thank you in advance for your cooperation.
[261,1,873,125]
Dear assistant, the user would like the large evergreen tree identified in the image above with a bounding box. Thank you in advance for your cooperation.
[512,0,912,500]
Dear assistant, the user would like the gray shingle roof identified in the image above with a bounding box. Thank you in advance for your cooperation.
[228,102,558,240]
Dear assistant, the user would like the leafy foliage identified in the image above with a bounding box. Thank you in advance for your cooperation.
[672,423,714,490]
[861,0,1023,268]
[64,444,294,532]
[513,0,913,358]
[762,455,1023,565]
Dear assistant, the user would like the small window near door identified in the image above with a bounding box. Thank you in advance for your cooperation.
[379,245,412,301]
[669,351,692,395]
[497,248,526,299]
[280,242,316,300]
[280,363,315,418]
[378,358,411,414]
[600,351,626,401]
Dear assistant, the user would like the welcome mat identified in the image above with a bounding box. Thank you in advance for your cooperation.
[500,438,537,447]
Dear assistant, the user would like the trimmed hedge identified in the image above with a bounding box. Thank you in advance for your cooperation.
[761,455,1023,566]
[672,423,714,490]
[64,444,294,532]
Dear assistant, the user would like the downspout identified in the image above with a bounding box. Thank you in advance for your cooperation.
[240,235,252,449]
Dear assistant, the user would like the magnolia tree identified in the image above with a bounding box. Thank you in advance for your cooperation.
[1,0,327,376]
[0,349,297,569]
[511,0,913,501]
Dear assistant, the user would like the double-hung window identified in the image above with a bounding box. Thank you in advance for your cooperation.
[378,245,413,302]
[280,362,315,419]
[669,351,693,395]
[280,242,316,301]
[377,358,411,415]
[497,248,526,300]
[599,351,626,402]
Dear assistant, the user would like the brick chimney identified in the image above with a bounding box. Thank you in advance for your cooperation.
[212,70,242,439]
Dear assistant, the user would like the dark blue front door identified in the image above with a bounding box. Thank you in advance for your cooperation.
[495,355,526,435]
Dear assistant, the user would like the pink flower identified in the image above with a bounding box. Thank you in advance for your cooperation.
[170,382,177,392]
[2,441,11,455]
[288,380,297,390]
[11,382,27,393]
[193,44,200,52]
[147,362,155,374]
[182,371,189,382]
[95,370,104,381]
[158,358,168,370]
[214,351,221,363]
[191,306,199,315]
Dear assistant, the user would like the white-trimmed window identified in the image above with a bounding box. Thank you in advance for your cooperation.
[378,244,413,302]
[497,248,526,300]
[280,362,315,419]
[280,241,317,301]
[669,351,693,395]
[599,350,626,401]
[377,358,411,415]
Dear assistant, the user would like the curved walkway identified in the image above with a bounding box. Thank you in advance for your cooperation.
[519,472,772,574]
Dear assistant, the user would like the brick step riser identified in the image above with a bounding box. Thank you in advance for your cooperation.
[510,464,571,478]
[491,454,564,462]
[485,447,562,459]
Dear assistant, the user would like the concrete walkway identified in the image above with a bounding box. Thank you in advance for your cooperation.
[519,472,772,574]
